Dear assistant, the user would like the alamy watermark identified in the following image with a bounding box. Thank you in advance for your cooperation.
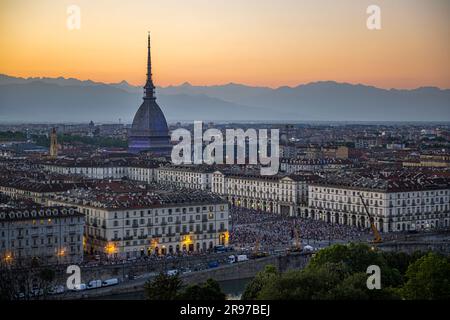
[366,265,381,289]
[171,121,280,175]
[66,5,81,30]
[367,5,381,30]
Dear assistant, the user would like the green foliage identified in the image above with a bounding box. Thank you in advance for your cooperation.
[242,265,279,300]
[382,250,425,276]
[57,134,127,148]
[38,268,55,283]
[242,244,447,300]
[401,252,450,300]
[257,263,347,300]
[178,279,226,300]
[32,133,127,148]
[307,243,402,288]
[0,131,26,141]
[144,273,184,300]
[144,274,226,300]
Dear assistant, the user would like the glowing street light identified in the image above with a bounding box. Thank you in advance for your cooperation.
[105,242,117,255]
[4,253,13,264]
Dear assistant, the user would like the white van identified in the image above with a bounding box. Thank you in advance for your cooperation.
[87,280,102,289]
[227,255,236,264]
[237,254,248,262]
[102,278,119,287]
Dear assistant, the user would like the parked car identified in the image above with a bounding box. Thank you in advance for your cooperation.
[48,285,65,295]
[214,245,227,253]
[166,269,179,276]
[72,283,87,291]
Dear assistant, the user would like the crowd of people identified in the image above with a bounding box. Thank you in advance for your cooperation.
[229,207,372,250]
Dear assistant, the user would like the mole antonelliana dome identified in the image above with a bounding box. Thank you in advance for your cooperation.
[128,33,172,155]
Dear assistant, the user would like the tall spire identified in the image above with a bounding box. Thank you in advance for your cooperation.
[144,32,155,100]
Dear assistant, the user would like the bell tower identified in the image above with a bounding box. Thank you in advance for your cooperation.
[49,128,58,158]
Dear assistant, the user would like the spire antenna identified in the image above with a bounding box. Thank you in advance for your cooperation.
[144,31,155,99]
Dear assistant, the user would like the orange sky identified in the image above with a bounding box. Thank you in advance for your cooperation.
[0,0,449,89]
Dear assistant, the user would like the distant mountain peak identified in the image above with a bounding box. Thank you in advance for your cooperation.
[0,73,449,122]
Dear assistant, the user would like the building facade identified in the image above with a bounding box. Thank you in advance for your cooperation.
[155,165,214,190]
[212,171,315,216]
[48,190,229,258]
[0,206,84,265]
[306,177,450,232]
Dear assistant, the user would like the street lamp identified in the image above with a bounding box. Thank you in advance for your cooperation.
[4,253,13,264]
[105,242,117,256]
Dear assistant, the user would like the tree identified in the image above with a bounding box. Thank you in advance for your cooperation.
[178,279,226,300]
[401,252,450,300]
[242,244,405,300]
[242,265,279,300]
[256,262,348,300]
[144,273,184,300]
[327,272,400,300]
[307,243,402,288]
[0,259,57,300]
[382,250,425,276]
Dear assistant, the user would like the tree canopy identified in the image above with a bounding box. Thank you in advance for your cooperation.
[242,244,448,300]
[144,273,226,300]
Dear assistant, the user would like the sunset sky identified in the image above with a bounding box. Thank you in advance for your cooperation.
[0,0,449,89]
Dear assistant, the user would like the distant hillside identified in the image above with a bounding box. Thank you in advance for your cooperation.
[0,74,449,122]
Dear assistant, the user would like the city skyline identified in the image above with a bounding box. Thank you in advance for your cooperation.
[1,0,450,89]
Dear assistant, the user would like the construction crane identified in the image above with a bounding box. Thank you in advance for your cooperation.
[289,227,302,253]
[359,194,382,244]
[254,237,260,254]
[251,236,268,259]
[294,228,301,251]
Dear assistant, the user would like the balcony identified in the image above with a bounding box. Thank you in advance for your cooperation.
[123,236,133,241]
[207,229,217,234]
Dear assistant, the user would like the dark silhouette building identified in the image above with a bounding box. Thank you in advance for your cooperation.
[128,33,171,155]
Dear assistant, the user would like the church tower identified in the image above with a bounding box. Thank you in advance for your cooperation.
[128,33,172,155]
[49,127,58,158]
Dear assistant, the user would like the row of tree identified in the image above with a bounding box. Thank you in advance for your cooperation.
[242,243,450,300]
[32,134,127,148]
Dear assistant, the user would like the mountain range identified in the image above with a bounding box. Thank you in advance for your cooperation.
[0,74,449,123]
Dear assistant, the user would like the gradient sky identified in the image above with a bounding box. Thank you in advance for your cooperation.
[0,0,449,89]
